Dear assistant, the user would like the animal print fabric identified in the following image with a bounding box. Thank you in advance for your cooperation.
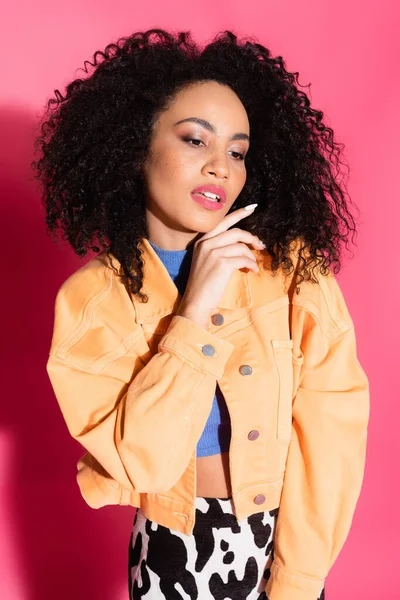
[128,496,326,599]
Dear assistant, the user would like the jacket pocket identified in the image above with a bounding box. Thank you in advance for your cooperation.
[271,340,295,441]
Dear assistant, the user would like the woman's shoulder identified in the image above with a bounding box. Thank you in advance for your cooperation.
[57,250,119,294]
[287,242,355,342]
[49,251,139,366]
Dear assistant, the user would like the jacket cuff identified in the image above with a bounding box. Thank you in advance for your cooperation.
[158,314,235,379]
[265,563,325,600]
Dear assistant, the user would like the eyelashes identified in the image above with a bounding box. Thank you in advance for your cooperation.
[181,137,246,160]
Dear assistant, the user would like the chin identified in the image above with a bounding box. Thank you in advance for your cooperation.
[187,222,219,235]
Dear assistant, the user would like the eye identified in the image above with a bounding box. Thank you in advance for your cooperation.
[182,136,204,147]
[182,137,246,160]
[229,151,246,161]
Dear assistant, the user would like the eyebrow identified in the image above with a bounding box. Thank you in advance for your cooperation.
[174,117,250,142]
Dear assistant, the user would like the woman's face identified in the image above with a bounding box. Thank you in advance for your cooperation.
[142,80,250,250]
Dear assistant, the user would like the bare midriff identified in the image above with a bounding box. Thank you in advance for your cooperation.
[196,451,232,498]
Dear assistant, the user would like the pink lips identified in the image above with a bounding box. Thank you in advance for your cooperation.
[191,185,227,205]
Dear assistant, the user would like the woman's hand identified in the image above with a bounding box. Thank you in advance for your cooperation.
[177,204,265,328]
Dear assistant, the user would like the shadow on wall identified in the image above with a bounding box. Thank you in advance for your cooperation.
[0,105,135,600]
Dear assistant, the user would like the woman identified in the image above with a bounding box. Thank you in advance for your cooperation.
[32,28,369,600]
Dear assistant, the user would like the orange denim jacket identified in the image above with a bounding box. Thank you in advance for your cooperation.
[46,237,370,600]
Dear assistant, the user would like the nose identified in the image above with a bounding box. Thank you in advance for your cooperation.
[203,149,229,179]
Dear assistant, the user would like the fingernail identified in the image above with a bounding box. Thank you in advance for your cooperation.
[244,203,258,211]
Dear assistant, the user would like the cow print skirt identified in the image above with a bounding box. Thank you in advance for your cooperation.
[128,495,326,599]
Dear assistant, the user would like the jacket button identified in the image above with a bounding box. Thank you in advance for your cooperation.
[211,313,224,326]
[248,430,259,441]
[239,365,252,376]
[202,344,215,356]
[254,494,266,505]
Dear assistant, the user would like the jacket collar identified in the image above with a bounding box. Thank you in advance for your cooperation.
[131,237,252,323]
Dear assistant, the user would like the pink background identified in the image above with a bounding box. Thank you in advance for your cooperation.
[1,1,398,598]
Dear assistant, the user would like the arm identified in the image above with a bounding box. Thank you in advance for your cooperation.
[47,291,235,494]
[265,278,370,600]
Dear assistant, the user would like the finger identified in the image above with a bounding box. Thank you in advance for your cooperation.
[201,206,257,241]
[202,228,262,250]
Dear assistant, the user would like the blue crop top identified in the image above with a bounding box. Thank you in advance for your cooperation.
[148,239,231,457]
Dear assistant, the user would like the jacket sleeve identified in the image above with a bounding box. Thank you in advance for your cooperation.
[47,308,235,495]
[265,274,370,600]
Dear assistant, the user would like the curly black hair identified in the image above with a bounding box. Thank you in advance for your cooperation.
[32,28,360,302]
